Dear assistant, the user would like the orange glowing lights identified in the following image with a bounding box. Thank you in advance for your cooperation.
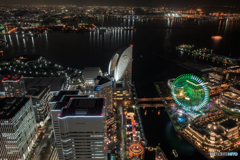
[129,143,144,157]
[91,24,97,28]
[7,28,17,33]
[211,36,222,40]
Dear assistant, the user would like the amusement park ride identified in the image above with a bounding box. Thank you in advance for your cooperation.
[171,74,210,112]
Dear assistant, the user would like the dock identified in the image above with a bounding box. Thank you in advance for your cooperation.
[176,45,240,65]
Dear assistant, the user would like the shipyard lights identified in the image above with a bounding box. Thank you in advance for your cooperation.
[171,74,209,111]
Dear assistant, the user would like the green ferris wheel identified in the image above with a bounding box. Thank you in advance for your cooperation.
[171,74,210,111]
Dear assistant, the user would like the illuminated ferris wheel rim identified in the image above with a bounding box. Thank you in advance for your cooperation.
[171,74,209,111]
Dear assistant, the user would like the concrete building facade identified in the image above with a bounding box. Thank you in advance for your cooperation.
[2,75,26,97]
[25,86,53,125]
[58,97,106,160]
[0,97,38,160]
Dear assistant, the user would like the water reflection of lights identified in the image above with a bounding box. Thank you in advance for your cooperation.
[32,37,35,48]
[23,38,26,48]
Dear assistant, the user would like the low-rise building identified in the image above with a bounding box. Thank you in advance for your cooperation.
[25,86,53,125]
[106,113,117,143]
[184,116,239,152]
[127,119,132,127]
[127,127,133,134]
[229,85,240,95]
[82,67,102,88]
[209,72,223,81]
[2,75,26,97]
[126,108,134,117]
[220,90,240,112]
[24,77,67,95]
[219,119,239,140]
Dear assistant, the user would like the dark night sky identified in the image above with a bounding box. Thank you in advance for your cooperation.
[1,0,240,7]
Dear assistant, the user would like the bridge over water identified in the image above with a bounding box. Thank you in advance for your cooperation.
[137,97,173,107]
[137,97,172,102]
[137,103,174,107]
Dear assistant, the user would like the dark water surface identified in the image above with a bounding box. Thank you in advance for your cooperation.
[1,17,240,160]
[140,107,205,159]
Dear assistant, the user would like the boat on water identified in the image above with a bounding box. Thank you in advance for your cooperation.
[172,149,178,158]
[211,36,222,39]
[176,44,194,51]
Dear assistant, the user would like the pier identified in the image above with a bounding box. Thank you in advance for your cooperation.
[176,45,240,65]
[144,146,168,160]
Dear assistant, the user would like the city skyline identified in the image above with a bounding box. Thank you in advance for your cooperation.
[1,0,240,7]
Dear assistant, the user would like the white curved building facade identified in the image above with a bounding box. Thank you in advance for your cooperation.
[108,54,119,76]
[108,46,133,82]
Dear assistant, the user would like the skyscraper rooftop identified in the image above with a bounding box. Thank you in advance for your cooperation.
[2,75,23,82]
[51,90,80,103]
[58,97,105,117]
[0,97,30,119]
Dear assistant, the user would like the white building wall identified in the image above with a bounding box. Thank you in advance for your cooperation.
[58,116,105,160]
[51,109,65,160]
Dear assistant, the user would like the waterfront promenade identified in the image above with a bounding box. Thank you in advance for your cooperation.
[165,105,240,160]
[165,107,212,160]
[120,105,125,160]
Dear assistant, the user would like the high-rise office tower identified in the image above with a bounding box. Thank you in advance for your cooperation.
[0,97,38,160]
[50,91,106,160]
[50,90,81,160]
[58,97,106,160]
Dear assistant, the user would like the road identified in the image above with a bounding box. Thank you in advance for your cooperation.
[33,127,52,160]
[120,105,125,160]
